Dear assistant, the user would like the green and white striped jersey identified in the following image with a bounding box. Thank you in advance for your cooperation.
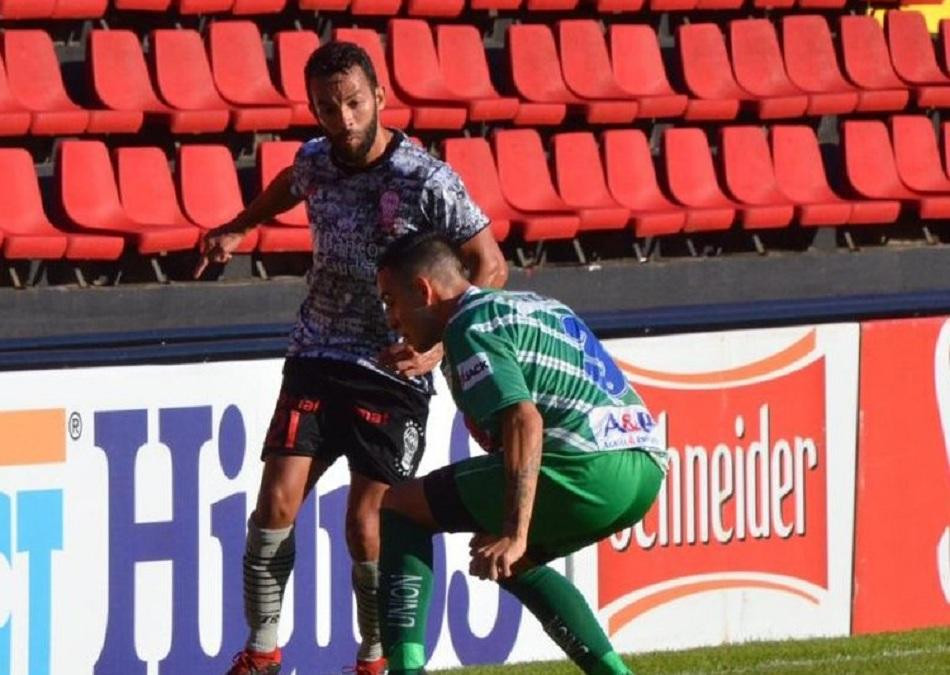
[443,287,667,470]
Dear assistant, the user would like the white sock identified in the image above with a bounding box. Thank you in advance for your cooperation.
[243,517,295,653]
[353,560,383,661]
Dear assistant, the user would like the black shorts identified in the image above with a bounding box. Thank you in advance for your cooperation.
[262,357,430,485]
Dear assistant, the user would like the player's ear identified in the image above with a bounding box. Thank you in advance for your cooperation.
[375,84,386,113]
[414,275,435,305]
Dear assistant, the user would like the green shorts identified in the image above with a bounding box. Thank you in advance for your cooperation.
[422,448,663,563]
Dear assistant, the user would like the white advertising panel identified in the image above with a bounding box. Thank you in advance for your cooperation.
[0,360,559,675]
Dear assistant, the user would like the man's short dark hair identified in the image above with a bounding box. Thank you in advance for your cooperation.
[378,230,466,282]
[305,41,379,90]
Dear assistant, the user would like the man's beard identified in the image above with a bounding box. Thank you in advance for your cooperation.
[332,107,379,165]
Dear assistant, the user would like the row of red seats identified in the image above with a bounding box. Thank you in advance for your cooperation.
[5,0,919,19]
[0,25,309,135]
[1,116,947,267]
[1,12,947,137]
[446,118,950,243]
[0,141,309,266]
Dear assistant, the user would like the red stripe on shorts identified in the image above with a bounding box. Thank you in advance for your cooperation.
[285,410,301,449]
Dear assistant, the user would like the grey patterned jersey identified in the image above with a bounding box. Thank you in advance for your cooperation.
[287,131,489,392]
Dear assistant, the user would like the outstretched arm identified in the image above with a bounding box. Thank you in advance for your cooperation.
[194,167,303,278]
[470,400,543,581]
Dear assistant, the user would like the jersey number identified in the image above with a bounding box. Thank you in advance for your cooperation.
[560,316,628,397]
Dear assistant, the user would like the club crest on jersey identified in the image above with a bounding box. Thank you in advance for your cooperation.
[457,352,493,391]
[588,404,662,451]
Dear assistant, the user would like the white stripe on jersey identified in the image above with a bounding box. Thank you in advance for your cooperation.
[469,314,580,353]
[516,350,588,381]
[544,427,601,454]
[449,291,569,327]
[533,393,595,414]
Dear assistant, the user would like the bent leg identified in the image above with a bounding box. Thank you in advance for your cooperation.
[501,567,631,675]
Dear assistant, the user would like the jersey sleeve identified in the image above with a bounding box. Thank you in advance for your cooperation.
[446,322,532,430]
[289,141,318,199]
[421,165,490,245]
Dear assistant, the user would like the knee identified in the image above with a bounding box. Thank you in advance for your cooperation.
[254,487,301,529]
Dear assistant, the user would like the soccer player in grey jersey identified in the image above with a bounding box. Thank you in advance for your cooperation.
[196,42,507,675]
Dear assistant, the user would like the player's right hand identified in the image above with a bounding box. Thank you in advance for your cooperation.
[194,225,247,279]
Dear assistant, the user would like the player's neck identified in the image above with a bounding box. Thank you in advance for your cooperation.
[434,280,474,325]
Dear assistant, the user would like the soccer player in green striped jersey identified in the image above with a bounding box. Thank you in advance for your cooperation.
[375,231,666,675]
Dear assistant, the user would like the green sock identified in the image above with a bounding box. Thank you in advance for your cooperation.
[501,566,632,675]
[378,509,433,673]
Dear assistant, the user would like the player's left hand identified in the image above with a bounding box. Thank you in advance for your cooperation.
[378,342,444,378]
[468,533,527,582]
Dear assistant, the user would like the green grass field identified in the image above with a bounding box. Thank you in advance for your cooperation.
[445,627,950,674]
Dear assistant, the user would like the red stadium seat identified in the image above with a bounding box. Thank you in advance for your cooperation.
[769,126,855,226]
[782,16,859,116]
[232,0,287,12]
[258,141,308,228]
[720,126,794,229]
[52,0,108,17]
[93,29,227,135]
[0,0,56,19]
[443,137,579,242]
[595,0,644,10]
[114,0,172,8]
[333,28,412,129]
[651,0,695,11]
[677,23,748,120]
[437,24,520,122]
[2,30,88,135]
[839,16,911,113]
[729,19,809,119]
[151,29,231,133]
[177,145,259,252]
[89,30,177,133]
[508,24,634,125]
[603,129,685,237]
[256,142,311,252]
[470,0,521,7]
[798,0,844,8]
[350,0,402,14]
[557,21,638,122]
[890,115,950,193]
[300,0,349,9]
[843,119,950,219]
[696,0,741,10]
[179,0,234,13]
[300,0,350,12]
[753,0,792,7]
[275,31,320,126]
[552,132,631,231]
[0,149,123,261]
[407,0,463,15]
[494,129,616,231]
[886,10,950,107]
[209,22,292,131]
[609,25,686,118]
[663,128,737,232]
[0,149,63,260]
[0,55,30,136]
[388,20,469,129]
[58,141,200,255]
[526,0,578,9]
[115,147,197,229]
